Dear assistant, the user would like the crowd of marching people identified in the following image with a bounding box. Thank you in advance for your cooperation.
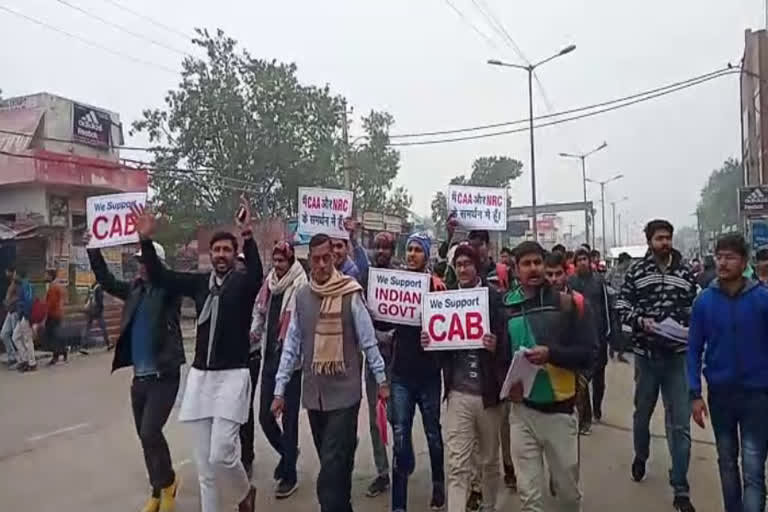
[8,196,768,512]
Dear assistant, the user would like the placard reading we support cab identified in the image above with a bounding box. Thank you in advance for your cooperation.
[86,192,146,249]
[422,287,490,351]
[447,185,507,231]
[367,268,430,326]
[298,187,353,239]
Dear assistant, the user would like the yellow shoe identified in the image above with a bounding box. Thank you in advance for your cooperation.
[159,476,180,512]
[140,496,160,512]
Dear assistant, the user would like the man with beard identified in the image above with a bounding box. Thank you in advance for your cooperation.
[85,233,184,512]
[422,243,509,512]
[617,219,697,512]
[133,198,262,512]
[568,248,611,433]
[249,241,307,498]
[391,233,446,512]
[271,233,388,512]
[689,234,768,512]
[503,241,596,512]
[364,231,398,498]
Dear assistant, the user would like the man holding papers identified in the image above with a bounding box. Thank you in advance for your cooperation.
[616,219,698,512]
[502,241,597,512]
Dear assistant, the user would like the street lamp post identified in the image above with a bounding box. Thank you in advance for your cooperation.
[586,174,624,256]
[610,196,629,247]
[488,43,576,242]
[559,141,607,246]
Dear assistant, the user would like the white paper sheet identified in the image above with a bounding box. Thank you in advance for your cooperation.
[499,349,542,400]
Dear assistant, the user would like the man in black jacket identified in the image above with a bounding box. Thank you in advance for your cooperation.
[133,198,263,512]
[422,243,510,512]
[568,247,612,430]
[85,233,184,512]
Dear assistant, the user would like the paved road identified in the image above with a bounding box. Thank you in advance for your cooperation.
[0,348,723,512]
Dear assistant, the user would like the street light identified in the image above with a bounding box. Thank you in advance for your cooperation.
[610,196,629,248]
[586,173,624,256]
[559,141,607,245]
[488,43,577,242]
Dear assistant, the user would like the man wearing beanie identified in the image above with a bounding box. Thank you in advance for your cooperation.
[391,233,447,512]
[364,231,398,498]
[422,242,510,512]
[249,241,307,498]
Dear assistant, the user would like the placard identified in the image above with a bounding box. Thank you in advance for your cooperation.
[86,192,146,249]
[447,185,507,231]
[422,287,490,351]
[298,187,354,239]
[368,268,430,326]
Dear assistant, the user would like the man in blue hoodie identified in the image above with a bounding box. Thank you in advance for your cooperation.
[688,233,768,512]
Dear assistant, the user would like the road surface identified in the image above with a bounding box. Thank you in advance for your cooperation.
[0,345,723,511]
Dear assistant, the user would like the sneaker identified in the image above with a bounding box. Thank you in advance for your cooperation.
[673,496,696,512]
[47,357,58,367]
[465,489,481,512]
[430,484,445,511]
[16,362,28,373]
[238,486,256,512]
[579,424,592,436]
[275,479,298,499]
[631,458,646,482]
[140,496,160,512]
[159,475,180,512]
[366,474,390,497]
[273,462,283,482]
[503,465,517,491]
[593,412,602,423]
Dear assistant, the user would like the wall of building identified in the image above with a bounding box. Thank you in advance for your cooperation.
[0,185,48,223]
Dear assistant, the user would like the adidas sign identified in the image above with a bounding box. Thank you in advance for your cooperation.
[77,110,103,133]
[742,187,768,211]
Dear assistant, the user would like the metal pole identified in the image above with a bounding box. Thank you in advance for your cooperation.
[618,213,622,246]
[612,201,617,248]
[581,156,589,246]
[528,67,538,242]
[601,183,607,256]
[591,209,597,249]
[342,99,351,189]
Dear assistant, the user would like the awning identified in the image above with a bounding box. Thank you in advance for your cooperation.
[0,108,44,153]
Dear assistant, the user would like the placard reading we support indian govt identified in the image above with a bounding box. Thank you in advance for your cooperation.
[367,268,430,326]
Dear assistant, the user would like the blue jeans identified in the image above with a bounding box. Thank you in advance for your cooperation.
[633,353,691,497]
[709,388,768,512]
[390,375,444,511]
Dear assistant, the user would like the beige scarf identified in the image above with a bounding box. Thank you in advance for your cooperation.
[310,269,362,375]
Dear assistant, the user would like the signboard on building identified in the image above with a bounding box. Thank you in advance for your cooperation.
[367,268,430,326]
[86,192,146,249]
[422,287,489,351]
[739,186,768,216]
[752,220,768,250]
[73,103,112,148]
[447,185,507,231]
[297,187,353,239]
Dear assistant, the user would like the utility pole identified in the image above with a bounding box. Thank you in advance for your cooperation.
[342,99,351,190]
[618,213,622,246]
[600,183,607,255]
[611,200,617,248]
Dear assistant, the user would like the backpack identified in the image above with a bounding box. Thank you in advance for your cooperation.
[30,298,47,324]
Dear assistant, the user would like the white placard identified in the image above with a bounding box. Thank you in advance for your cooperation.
[447,185,507,231]
[86,192,146,249]
[367,268,430,326]
[298,187,354,239]
[422,287,490,351]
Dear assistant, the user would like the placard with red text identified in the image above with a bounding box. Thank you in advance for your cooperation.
[367,268,430,326]
[298,187,354,239]
[422,287,489,351]
[447,185,507,231]
[86,192,146,249]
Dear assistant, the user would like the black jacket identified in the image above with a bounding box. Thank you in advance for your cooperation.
[140,237,263,371]
[568,271,611,340]
[87,248,185,374]
[616,249,697,357]
[441,281,510,408]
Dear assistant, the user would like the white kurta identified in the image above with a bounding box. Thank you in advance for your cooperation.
[178,367,251,424]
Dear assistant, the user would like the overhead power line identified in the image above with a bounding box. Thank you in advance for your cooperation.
[470,0,528,64]
[0,4,177,74]
[388,69,738,146]
[96,0,196,42]
[443,0,499,49]
[53,0,189,56]
[390,66,733,138]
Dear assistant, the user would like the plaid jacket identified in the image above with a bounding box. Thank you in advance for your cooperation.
[616,250,697,356]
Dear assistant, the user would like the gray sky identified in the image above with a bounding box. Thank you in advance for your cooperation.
[1,0,763,242]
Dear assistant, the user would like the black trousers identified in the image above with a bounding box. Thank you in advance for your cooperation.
[46,317,65,360]
[259,364,302,483]
[308,402,360,512]
[240,353,261,470]
[130,372,180,492]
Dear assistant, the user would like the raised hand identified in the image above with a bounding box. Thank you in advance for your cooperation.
[129,204,157,239]
[235,194,252,231]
